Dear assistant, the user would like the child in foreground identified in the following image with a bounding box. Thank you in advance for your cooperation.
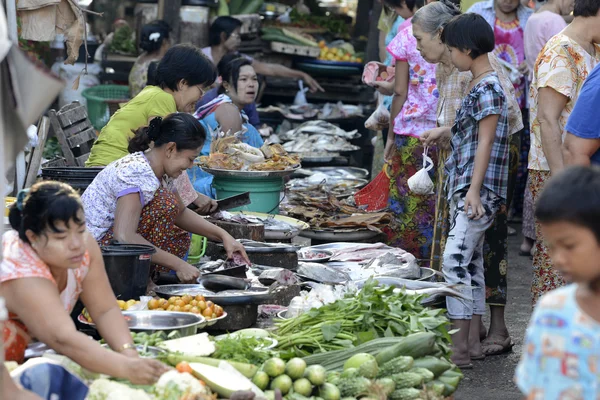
[421,12,509,368]
[515,166,600,399]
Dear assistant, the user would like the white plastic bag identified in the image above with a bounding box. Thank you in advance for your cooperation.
[365,92,390,130]
[407,146,435,195]
[294,80,309,106]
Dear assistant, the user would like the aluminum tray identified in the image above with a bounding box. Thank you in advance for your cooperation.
[202,167,299,178]
[154,285,274,305]
[299,167,369,179]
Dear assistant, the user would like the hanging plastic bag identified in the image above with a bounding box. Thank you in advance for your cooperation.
[293,80,309,106]
[365,92,390,130]
[407,146,435,195]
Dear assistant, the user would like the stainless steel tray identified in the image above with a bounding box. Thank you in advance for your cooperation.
[202,167,299,178]
[154,284,274,305]
[301,167,369,179]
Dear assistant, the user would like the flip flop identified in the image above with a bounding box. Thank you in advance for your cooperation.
[470,354,486,361]
[455,363,474,370]
[482,337,514,356]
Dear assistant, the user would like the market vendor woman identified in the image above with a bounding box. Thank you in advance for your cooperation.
[82,113,249,283]
[189,55,264,197]
[2,181,169,382]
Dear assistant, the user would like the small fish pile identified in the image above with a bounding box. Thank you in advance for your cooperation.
[198,137,300,171]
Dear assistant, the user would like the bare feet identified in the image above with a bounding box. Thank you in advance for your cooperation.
[449,319,473,368]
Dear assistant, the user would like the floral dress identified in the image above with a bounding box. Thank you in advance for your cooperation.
[383,24,439,260]
[529,34,600,304]
[1,231,90,363]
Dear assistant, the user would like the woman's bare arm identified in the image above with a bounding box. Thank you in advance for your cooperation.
[537,87,569,174]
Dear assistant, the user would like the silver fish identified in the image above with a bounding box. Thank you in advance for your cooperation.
[297,262,350,285]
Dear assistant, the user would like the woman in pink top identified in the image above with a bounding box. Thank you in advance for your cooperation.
[2,182,169,382]
[382,5,439,259]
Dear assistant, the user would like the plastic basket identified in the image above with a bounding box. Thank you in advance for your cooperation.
[82,85,130,131]
[187,234,207,265]
[354,164,391,211]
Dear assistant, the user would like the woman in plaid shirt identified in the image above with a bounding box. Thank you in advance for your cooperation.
[422,13,510,369]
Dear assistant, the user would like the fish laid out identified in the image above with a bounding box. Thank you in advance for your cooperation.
[296,262,351,285]
[330,243,416,263]
[282,134,360,154]
[281,120,360,140]
[362,252,421,280]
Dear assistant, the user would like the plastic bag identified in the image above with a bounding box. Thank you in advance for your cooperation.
[365,92,390,130]
[407,146,435,195]
[293,80,309,106]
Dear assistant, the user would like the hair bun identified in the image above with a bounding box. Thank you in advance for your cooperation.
[148,117,163,141]
[440,0,461,12]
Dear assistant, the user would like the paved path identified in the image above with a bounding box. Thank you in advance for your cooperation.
[454,224,533,400]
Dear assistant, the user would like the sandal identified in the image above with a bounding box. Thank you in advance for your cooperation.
[482,337,514,356]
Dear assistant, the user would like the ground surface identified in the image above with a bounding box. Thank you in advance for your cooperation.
[454,224,532,400]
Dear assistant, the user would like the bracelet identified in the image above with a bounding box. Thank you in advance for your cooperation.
[116,343,136,353]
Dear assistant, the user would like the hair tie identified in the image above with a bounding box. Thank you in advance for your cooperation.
[148,117,163,141]
[16,189,30,211]
[149,32,161,42]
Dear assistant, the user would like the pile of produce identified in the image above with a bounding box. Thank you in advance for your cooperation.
[107,25,137,56]
[318,41,362,63]
[262,27,319,47]
[274,280,453,358]
[199,138,300,171]
[81,299,141,323]
[148,295,225,320]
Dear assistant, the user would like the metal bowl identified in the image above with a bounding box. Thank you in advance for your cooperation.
[121,311,205,337]
[204,311,228,327]
[276,309,290,320]
[101,344,167,359]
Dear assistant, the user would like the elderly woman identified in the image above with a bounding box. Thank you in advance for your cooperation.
[528,0,600,303]
[411,0,524,358]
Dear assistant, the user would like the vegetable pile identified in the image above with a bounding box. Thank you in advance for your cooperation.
[274,279,453,359]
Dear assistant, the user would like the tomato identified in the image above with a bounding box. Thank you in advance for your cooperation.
[176,361,193,374]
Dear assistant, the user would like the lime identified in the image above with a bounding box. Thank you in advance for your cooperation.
[263,358,286,378]
[252,371,270,391]
[304,365,327,386]
[270,374,293,395]
[285,358,307,380]
[293,378,313,397]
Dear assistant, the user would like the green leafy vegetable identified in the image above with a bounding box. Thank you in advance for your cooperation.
[212,336,276,365]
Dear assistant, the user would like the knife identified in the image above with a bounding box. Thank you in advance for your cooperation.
[216,192,251,211]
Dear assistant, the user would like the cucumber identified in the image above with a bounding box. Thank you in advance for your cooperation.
[282,28,318,47]
[375,332,437,366]
[166,354,258,378]
[302,337,407,371]
[412,356,452,378]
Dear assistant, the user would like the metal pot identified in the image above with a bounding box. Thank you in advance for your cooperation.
[122,311,205,337]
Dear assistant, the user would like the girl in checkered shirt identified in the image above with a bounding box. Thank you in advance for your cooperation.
[422,13,510,368]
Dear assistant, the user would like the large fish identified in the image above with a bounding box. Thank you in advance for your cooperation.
[296,262,350,285]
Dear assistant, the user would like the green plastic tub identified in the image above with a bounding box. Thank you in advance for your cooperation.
[212,175,284,213]
[187,234,207,265]
[82,85,130,130]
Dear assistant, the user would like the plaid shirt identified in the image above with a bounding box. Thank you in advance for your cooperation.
[436,53,523,134]
[446,73,510,200]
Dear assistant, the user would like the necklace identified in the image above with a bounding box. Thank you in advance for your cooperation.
[473,69,494,81]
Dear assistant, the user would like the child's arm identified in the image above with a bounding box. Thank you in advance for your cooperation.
[465,114,499,219]
[384,60,409,161]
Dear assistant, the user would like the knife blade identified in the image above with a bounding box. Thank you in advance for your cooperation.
[216,192,251,211]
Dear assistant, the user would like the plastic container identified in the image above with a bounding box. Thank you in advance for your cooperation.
[101,244,156,300]
[41,167,103,193]
[212,176,284,214]
[4,197,16,217]
[81,85,130,130]
[187,234,207,265]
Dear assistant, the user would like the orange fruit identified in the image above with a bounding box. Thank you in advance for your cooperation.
[197,301,207,311]
[202,307,213,317]
[181,295,192,304]
[173,306,182,312]
[195,294,205,302]
[175,300,186,308]
[190,300,198,307]
[183,304,192,312]
[206,301,214,308]
[148,299,159,310]
[168,296,180,305]
[167,305,175,311]
[190,307,200,314]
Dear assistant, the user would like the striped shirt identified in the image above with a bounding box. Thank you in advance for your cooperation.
[446,73,510,200]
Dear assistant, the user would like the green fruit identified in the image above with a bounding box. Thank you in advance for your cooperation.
[340,368,358,379]
[264,390,276,400]
[286,358,307,380]
[376,378,396,395]
[326,371,341,385]
[264,358,287,378]
[319,382,341,400]
[293,378,313,397]
[343,353,377,371]
[305,365,327,386]
[252,371,270,391]
[358,358,379,379]
[270,374,293,395]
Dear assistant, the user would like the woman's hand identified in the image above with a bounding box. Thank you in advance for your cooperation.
[222,236,251,265]
[384,139,396,162]
[193,193,218,215]
[175,261,201,283]
[420,127,451,147]
[122,358,171,385]
[302,74,325,93]
[373,80,395,96]
[463,189,485,220]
